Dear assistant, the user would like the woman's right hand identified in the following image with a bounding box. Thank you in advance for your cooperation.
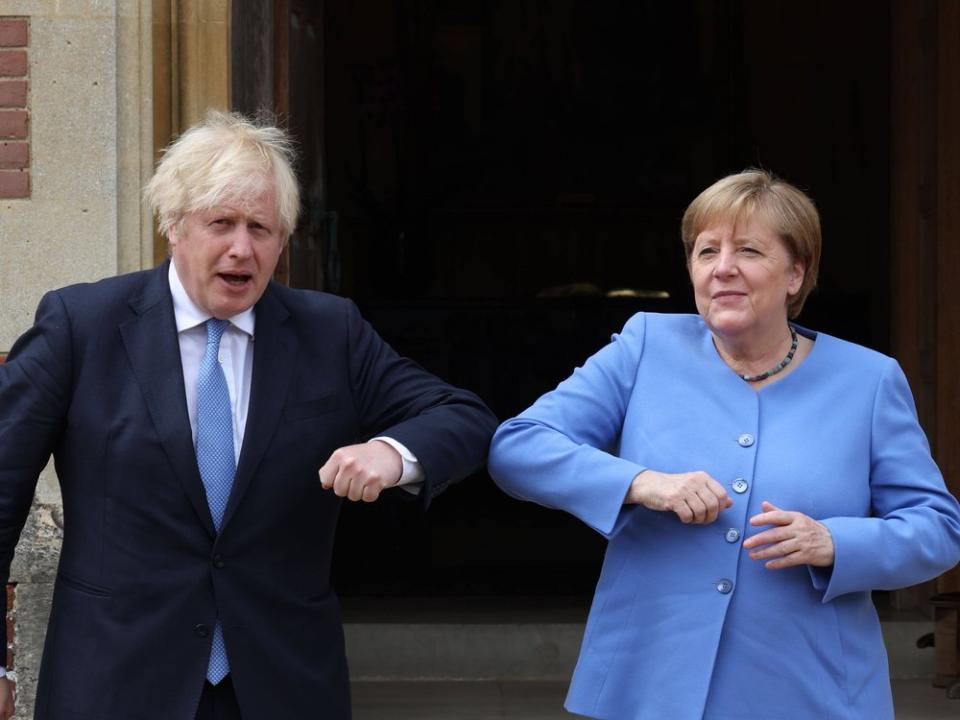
[626,469,732,524]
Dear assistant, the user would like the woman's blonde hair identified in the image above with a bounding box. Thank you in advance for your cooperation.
[681,169,821,319]
[145,110,301,239]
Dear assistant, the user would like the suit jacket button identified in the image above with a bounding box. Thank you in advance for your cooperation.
[738,433,755,447]
[716,579,734,594]
[194,623,210,638]
[725,528,741,543]
[732,478,749,494]
[213,554,225,568]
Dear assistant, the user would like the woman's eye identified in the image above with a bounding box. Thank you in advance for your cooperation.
[697,247,717,257]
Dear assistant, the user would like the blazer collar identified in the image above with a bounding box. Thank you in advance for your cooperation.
[120,260,217,537]
[221,282,299,532]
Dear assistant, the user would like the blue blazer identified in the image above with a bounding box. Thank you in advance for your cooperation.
[0,262,496,719]
[489,312,960,720]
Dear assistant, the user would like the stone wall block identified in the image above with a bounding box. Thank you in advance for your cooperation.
[9,502,63,584]
[10,581,53,720]
[7,499,61,720]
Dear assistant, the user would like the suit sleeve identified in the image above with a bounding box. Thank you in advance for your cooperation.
[344,300,497,507]
[812,359,960,601]
[487,313,648,538]
[0,291,73,653]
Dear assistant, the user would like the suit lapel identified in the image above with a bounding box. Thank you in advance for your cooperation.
[221,284,298,531]
[119,261,216,537]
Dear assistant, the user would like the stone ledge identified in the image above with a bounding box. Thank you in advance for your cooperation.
[345,618,939,682]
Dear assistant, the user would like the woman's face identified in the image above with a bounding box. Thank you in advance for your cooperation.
[689,214,804,339]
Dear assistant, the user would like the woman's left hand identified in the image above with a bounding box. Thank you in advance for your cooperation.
[743,501,835,569]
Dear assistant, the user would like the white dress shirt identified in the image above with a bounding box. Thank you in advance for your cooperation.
[168,261,422,490]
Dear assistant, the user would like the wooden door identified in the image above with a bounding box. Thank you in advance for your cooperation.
[231,0,328,290]
[891,0,960,595]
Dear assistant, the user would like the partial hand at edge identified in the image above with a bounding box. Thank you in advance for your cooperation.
[625,469,733,524]
[319,440,403,502]
[0,677,14,720]
[743,500,835,569]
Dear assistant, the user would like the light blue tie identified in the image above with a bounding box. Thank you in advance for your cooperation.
[196,318,235,684]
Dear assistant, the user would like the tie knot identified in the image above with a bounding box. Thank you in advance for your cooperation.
[206,318,230,346]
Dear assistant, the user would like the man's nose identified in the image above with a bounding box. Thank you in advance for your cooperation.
[227,227,255,258]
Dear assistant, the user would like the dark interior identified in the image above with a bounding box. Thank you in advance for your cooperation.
[278,0,891,599]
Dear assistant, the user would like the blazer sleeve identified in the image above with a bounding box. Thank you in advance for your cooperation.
[487,313,648,538]
[343,300,497,507]
[813,358,960,601]
[0,291,73,651]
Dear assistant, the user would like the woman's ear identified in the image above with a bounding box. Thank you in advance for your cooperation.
[787,261,805,296]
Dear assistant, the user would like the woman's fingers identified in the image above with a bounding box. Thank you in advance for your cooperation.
[669,472,725,524]
[748,507,794,528]
[746,502,836,568]
[627,469,731,524]
[675,499,695,524]
[743,526,791,550]
[747,536,799,559]
[762,551,807,570]
[695,486,721,523]
[708,477,733,508]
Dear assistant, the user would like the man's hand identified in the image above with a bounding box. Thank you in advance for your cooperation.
[743,501,835,569]
[319,440,403,502]
[625,469,732,524]
[0,676,15,720]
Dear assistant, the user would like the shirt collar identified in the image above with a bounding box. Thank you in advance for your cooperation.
[168,260,256,338]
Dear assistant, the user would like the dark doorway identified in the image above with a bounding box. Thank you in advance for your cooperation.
[251,0,891,600]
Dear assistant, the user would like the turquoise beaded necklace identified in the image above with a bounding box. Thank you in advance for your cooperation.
[740,326,799,383]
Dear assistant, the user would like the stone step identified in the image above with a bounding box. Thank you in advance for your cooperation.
[348,680,960,720]
[344,618,937,681]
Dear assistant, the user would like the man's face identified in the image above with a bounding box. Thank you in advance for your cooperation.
[169,187,284,319]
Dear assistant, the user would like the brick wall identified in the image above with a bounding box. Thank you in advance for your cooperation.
[0,18,29,200]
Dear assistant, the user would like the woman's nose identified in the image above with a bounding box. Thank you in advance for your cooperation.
[713,248,737,276]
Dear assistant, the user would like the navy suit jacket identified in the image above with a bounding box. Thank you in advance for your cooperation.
[0,261,496,719]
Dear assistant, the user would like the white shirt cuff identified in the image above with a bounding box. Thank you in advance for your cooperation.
[371,437,424,495]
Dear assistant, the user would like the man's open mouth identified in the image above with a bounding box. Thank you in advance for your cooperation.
[219,273,251,286]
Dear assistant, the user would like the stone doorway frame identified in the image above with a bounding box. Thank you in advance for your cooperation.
[151,0,232,266]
